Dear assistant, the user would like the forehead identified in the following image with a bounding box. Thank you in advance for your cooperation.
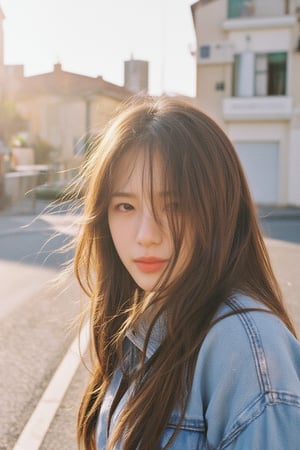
[111,148,164,193]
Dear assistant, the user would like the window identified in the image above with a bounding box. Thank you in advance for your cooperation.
[199,45,210,59]
[215,81,225,91]
[267,53,286,96]
[255,54,268,96]
[228,0,285,19]
[233,52,287,97]
[228,0,254,18]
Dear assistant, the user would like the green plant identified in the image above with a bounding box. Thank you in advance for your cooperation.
[0,100,27,144]
[31,137,59,164]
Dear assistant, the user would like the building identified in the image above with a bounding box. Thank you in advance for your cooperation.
[14,63,132,168]
[191,0,300,206]
[0,5,133,169]
[0,6,27,101]
[0,5,4,98]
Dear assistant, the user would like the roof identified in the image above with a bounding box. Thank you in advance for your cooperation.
[17,63,133,100]
[190,0,218,27]
[191,0,217,11]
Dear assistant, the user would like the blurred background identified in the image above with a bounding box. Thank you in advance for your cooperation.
[0,1,300,449]
[0,0,196,212]
[0,0,300,211]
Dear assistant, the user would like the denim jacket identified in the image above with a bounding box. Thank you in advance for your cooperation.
[96,294,300,449]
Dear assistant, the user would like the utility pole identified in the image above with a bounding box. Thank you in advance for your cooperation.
[84,95,92,155]
[160,0,167,94]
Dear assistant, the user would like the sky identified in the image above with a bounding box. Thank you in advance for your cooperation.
[0,0,197,97]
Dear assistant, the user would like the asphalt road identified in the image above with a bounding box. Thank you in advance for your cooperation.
[0,205,82,450]
[260,217,300,245]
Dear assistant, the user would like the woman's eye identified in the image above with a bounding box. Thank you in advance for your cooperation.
[117,203,134,212]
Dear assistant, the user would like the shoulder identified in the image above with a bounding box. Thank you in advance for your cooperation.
[190,293,300,449]
[203,293,300,358]
[197,293,300,393]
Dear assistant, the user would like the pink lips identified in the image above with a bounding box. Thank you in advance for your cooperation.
[134,257,168,273]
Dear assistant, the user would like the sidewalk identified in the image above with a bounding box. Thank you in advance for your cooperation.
[265,238,300,336]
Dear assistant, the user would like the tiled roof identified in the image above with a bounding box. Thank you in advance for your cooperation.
[18,64,133,100]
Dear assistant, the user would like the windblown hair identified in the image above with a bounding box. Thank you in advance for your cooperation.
[75,95,295,450]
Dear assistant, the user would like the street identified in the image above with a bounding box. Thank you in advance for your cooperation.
[258,205,300,245]
[0,201,299,449]
[0,202,84,450]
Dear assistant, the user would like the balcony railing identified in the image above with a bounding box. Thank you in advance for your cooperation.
[222,96,293,121]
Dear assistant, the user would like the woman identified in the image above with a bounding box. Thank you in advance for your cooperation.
[74,95,300,449]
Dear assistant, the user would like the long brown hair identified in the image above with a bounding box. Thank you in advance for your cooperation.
[75,95,296,450]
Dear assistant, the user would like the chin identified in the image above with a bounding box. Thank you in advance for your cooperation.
[128,266,167,292]
[136,283,157,292]
[132,276,159,293]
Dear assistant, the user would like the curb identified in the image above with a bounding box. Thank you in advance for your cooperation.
[257,207,300,221]
[259,214,300,221]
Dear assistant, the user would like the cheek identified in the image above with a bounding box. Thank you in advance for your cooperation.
[108,215,132,259]
[108,216,119,248]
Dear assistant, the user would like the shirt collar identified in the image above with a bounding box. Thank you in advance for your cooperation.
[126,313,166,359]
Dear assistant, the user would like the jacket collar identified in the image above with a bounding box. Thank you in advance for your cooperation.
[126,313,166,359]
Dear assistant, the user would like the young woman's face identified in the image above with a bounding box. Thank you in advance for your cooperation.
[108,150,192,292]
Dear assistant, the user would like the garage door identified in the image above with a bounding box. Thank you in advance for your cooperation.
[234,142,279,204]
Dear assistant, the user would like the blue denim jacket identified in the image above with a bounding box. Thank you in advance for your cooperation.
[96,294,300,449]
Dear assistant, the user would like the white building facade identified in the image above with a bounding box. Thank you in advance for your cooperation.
[191,0,300,206]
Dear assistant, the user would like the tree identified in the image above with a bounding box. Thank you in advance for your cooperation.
[31,136,59,164]
[0,100,27,144]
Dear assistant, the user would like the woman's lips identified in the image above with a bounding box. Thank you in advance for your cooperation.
[134,257,168,273]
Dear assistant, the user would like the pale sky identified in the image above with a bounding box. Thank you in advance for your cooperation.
[0,0,197,96]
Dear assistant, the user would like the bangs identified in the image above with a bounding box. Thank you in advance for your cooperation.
[109,136,189,239]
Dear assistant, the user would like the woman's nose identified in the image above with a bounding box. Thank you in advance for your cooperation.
[136,211,163,247]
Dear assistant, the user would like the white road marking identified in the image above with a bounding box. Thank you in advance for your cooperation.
[12,321,90,450]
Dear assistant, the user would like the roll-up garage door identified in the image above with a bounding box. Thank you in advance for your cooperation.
[234,142,279,204]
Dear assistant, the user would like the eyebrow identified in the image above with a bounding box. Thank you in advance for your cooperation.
[111,191,175,198]
[111,192,137,198]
